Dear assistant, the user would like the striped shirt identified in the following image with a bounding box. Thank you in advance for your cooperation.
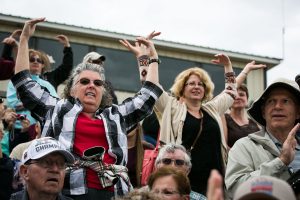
[12,70,162,196]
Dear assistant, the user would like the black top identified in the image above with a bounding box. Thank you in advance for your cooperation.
[182,110,223,195]
[225,113,260,147]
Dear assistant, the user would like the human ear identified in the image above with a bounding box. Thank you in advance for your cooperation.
[19,165,29,180]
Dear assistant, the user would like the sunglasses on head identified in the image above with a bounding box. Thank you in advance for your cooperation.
[161,158,186,166]
[76,78,104,87]
[29,57,44,64]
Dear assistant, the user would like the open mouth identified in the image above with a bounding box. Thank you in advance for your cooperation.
[47,178,59,183]
[86,92,96,97]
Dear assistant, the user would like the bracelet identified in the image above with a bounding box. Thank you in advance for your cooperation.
[149,58,161,64]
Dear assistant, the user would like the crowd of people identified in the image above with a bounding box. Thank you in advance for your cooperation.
[0,17,299,200]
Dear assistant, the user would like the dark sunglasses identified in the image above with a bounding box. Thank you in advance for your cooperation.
[29,57,44,64]
[76,78,104,87]
[161,158,186,166]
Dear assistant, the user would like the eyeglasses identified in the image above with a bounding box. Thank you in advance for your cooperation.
[27,158,66,170]
[76,78,104,87]
[185,81,205,88]
[29,57,44,64]
[161,158,186,166]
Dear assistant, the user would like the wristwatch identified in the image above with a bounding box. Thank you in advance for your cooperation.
[149,58,161,64]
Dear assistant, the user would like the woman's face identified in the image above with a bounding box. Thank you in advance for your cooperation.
[29,53,44,75]
[151,175,188,200]
[182,74,205,102]
[70,70,104,113]
[232,89,248,109]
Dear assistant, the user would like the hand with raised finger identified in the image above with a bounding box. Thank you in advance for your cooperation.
[146,31,161,40]
[2,37,18,46]
[136,37,158,59]
[10,29,22,39]
[242,61,267,75]
[55,34,70,47]
[21,17,45,40]
[119,39,147,58]
[279,123,300,165]
[211,54,231,68]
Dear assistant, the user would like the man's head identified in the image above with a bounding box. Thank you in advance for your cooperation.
[20,137,74,196]
[233,176,296,200]
[248,78,300,132]
[155,144,192,175]
[83,52,106,66]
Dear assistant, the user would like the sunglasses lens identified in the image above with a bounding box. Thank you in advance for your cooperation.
[29,57,43,64]
[79,78,90,85]
[94,80,103,87]
[175,159,185,166]
[162,158,172,165]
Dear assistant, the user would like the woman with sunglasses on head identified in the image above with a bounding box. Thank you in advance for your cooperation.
[11,18,162,199]
[5,49,58,156]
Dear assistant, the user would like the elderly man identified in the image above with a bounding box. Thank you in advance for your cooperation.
[155,144,206,200]
[225,78,300,198]
[10,137,74,200]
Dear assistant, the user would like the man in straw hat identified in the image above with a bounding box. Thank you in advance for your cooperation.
[225,78,300,198]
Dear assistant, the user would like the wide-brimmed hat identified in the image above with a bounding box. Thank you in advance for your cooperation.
[22,137,74,164]
[233,176,296,200]
[248,78,300,126]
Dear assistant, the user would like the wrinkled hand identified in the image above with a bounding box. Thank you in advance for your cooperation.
[206,170,224,200]
[21,17,45,40]
[243,61,267,74]
[20,118,31,133]
[279,123,300,165]
[119,31,160,58]
[211,54,231,67]
[55,34,70,47]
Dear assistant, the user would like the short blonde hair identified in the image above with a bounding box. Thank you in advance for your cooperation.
[170,67,214,102]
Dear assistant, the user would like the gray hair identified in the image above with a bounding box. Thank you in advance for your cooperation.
[63,62,112,108]
[155,144,192,170]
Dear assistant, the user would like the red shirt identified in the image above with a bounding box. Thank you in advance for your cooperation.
[73,113,115,191]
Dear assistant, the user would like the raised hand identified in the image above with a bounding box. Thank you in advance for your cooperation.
[243,61,267,74]
[206,170,224,200]
[10,29,22,39]
[211,54,231,67]
[55,34,70,47]
[2,37,18,46]
[279,123,300,165]
[20,17,45,40]
[119,31,160,58]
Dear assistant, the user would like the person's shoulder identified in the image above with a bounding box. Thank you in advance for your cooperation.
[10,190,25,200]
[58,193,74,200]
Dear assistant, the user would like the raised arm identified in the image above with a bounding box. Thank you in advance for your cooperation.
[15,18,45,74]
[119,31,161,83]
[211,53,234,74]
[236,61,266,86]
